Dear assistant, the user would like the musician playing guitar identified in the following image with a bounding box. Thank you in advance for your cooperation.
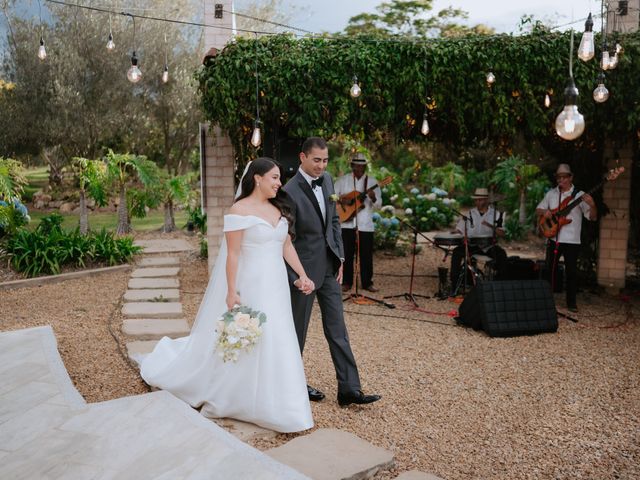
[334,152,382,293]
[536,164,597,313]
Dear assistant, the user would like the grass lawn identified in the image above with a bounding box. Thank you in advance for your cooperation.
[23,166,50,202]
[29,210,189,232]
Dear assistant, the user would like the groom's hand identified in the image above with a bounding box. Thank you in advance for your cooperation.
[336,263,344,285]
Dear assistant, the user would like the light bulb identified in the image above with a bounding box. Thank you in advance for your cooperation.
[593,73,609,103]
[250,124,261,147]
[555,78,585,141]
[544,93,551,108]
[600,51,610,70]
[615,42,623,55]
[38,36,46,61]
[577,13,595,61]
[486,72,495,85]
[608,53,618,70]
[421,114,429,135]
[127,53,142,83]
[106,32,115,51]
[161,65,169,84]
[349,75,361,98]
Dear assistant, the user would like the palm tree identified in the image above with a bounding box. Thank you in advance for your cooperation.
[72,157,108,234]
[159,172,192,233]
[491,155,542,225]
[104,150,160,235]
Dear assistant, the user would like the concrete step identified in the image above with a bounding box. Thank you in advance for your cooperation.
[138,256,180,267]
[122,319,190,340]
[121,302,183,319]
[124,289,180,303]
[135,239,193,254]
[128,278,179,289]
[212,418,278,442]
[126,340,159,366]
[395,472,445,480]
[267,428,394,480]
[131,267,180,278]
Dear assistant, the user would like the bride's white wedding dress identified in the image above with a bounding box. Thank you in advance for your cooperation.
[139,214,313,433]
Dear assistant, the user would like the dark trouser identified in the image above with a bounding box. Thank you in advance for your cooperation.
[289,251,361,394]
[546,242,579,308]
[341,228,374,289]
[450,243,507,290]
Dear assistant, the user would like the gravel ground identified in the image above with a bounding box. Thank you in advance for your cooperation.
[1,232,639,480]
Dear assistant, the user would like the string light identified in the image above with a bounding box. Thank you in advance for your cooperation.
[161,33,169,83]
[486,71,495,86]
[349,75,361,98]
[555,31,585,141]
[126,15,142,83]
[577,13,595,61]
[592,72,609,103]
[421,48,429,136]
[544,93,551,108]
[106,13,115,50]
[37,0,46,60]
[250,33,261,148]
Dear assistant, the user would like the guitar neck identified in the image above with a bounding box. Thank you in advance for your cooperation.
[557,181,603,216]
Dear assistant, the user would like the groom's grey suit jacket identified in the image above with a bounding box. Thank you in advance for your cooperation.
[283,170,344,288]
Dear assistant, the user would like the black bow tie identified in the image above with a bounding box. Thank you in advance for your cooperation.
[311,177,324,189]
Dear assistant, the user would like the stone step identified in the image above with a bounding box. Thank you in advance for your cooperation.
[267,428,394,480]
[395,472,445,480]
[135,239,193,254]
[138,256,180,267]
[124,289,180,302]
[122,302,183,319]
[131,267,180,278]
[128,278,180,289]
[122,319,190,340]
[126,340,159,366]
[212,418,278,442]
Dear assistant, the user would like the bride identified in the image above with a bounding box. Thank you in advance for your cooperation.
[139,158,314,433]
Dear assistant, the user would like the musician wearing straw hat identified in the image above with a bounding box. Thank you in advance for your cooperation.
[450,187,507,294]
[536,163,597,313]
[334,152,382,293]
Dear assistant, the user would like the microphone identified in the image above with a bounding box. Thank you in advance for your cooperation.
[468,213,474,228]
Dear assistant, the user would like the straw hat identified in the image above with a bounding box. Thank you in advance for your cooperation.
[471,187,490,199]
[555,163,573,176]
[351,152,368,165]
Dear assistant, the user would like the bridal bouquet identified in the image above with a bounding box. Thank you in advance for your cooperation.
[215,305,267,362]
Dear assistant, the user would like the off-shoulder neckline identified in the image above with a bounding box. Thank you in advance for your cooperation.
[225,213,285,229]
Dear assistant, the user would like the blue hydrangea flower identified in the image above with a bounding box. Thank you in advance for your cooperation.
[390,217,400,226]
[410,187,420,195]
[372,212,382,222]
[381,218,391,227]
[402,197,410,205]
[431,187,448,197]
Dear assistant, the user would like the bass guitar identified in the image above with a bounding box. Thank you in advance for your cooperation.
[538,166,624,238]
[337,176,393,223]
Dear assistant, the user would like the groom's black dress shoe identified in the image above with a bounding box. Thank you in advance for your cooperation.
[337,390,381,407]
[307,385,325,402]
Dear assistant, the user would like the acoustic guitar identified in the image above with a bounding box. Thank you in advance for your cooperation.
[337,176,393,223]
[538,166,624,239]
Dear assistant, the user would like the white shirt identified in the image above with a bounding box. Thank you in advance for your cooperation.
[298,168,326,221]
[537,186,591,244]
[455,205,504,238]
[334,173,382,232]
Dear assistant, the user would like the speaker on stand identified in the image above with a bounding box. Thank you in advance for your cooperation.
[457,280,558,337]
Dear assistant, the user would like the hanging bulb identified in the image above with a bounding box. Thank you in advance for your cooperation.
[38,36,46,61]
[127,52,142,83]
[486,72,495,85]
[600,50,610,71]
[349,75,361,98]
[593,73,609,103]
[577,13,595,61]
[544,93,551,108]
[106,32,115,51]
[420,112,430,135]
[250,121,261,147]
[615,42,623,55]
[555,78,585,140]
[608,53,618,70]
[161,65,169,84]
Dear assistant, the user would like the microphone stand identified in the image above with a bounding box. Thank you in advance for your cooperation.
[448,207,476,297]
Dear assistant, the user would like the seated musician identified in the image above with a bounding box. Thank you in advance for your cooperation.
[450,187,507,294]
[334,152,382,292]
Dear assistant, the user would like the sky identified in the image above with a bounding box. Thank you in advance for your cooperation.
[282,0,603,34]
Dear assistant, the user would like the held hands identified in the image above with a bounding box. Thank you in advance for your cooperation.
[294,276,315,295]
[226,291,241,311]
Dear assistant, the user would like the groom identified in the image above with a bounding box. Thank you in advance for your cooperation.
[284,137,381,407]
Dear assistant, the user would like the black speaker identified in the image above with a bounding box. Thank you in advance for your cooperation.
[502,256,537,281]
[458,280,558,337]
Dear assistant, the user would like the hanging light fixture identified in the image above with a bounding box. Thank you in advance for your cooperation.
[555,31,585,141]
[126,16,142,83]
[544,93,551,108]
[486,71,495,86]
[421,47,430,136]
[349,75,361,98]
[420,112,430,135]
[37,0,46,60]
[600,43,610,70]
[592,72,609,103]
[106,14,115,51]
[250,33,261,148]
[577,13,595,61]
[161,33,169,84]
[608,51,619,69]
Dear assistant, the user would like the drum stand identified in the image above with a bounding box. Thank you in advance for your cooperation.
[384,220,433,309]
[450,213,478,297]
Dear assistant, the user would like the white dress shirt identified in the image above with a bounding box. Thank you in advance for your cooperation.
[298,168,326,221]
[334,173,382,232]
[537,186,591,244]
[455,205,504,238]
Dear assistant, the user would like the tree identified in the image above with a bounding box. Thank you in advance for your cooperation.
[157,172,192,232]
[71,157,108,234]
[105,150,159,234]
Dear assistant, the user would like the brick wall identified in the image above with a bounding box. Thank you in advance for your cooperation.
[597,143,632,291]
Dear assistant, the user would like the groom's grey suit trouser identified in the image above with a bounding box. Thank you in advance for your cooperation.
[284,171,361,395]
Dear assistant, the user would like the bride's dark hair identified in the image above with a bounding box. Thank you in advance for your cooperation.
[235,157,294,236]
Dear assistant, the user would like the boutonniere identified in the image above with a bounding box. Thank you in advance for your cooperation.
[329,194,339,202]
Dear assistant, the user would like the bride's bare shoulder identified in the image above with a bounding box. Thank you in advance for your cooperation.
[229,201,251,215]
